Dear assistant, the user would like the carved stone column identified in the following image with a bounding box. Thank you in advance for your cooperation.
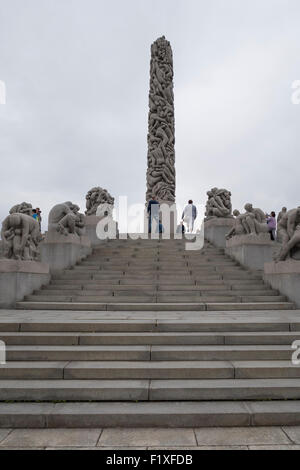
[146,36,176,204]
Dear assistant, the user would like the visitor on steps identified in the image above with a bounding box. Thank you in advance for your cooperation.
[147,196,160,233]
[266,211,277,240]
[182,200,197,233]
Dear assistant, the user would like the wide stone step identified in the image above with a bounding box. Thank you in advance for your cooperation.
[149,378,300,400]
[4,344,292,361]
[2,400,300,427]
[151,345,292,360]
[1,331,300,345]
[15,301,294,311]
[1,330,300,345]
[64,360,300,380]
[0,359,296,380]
[2,317,297,332]
[0,378,300,401]
[5,345,151,361]
[0,360,234,379]
[35,289,280,298]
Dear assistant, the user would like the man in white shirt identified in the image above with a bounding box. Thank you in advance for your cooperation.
[182,200,197,233]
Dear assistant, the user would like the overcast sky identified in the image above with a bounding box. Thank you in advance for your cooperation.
[0,0,299,230]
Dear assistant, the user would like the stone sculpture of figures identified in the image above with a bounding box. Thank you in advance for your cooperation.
[225,210,246,239]
[241,203,268,235]
[72,204,86,236]
[205,188,232,219]
[276,207,300,260]
[48,201,79,236]
[146,36,176,203]
[9,202,33,216]
[1,213,40,260]
[277,207,287,224]
[225,203,269,239]
[85,187,114,217]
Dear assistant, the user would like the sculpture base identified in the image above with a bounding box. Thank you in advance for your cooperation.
[204,218,234,248]
[264,260,300,307]
[226,233,280,271]
[85,215,118,246]
[0,259,50,308]
[40,232,91,272]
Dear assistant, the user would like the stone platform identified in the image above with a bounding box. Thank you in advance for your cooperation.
[264,260,300,308]
[0,260,50,308]
[226,233,280,271]
[204,218,234,248]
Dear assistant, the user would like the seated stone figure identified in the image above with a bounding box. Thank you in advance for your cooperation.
[85,187,114,216]
[48,202,77,236]
[242,203,268,235]
[205,188,232,219]
[1,213,40,260]
[276,207,300,260]
[225,210,246,239]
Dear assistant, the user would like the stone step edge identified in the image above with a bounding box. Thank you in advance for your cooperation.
[0,401,299,427]
[15,302,295,311]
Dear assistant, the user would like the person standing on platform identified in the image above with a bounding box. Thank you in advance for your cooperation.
[182,200,197,233]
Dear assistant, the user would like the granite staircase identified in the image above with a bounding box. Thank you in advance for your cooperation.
[0,237,300,427]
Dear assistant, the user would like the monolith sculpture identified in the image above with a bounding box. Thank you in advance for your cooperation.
[146,36,175,204]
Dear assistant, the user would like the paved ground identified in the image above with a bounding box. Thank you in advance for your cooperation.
[0,426,300,449]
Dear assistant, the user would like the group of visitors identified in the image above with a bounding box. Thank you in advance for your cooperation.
[147,197,197,234]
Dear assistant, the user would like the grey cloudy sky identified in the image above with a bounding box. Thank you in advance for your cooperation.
[0,0,299,230]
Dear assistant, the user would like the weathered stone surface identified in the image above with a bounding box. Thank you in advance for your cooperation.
[264,260,300,307]
[194,426,290,446]
[98,427,196,447]
[226,233,280,270]
[0,428,101,447]
[204,217,234,248]
[0,260,50,308]
[146,36,175,203]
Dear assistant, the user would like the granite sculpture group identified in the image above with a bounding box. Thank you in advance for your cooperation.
[0,187,115,264]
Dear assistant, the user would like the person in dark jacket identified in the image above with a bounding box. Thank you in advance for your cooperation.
[147,196,160,233]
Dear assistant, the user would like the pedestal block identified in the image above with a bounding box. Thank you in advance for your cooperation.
[40,232,91,272]
[0,259,50,308]
[264,260,300,307]
[204,218,234,248]
[226,233,280,271]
